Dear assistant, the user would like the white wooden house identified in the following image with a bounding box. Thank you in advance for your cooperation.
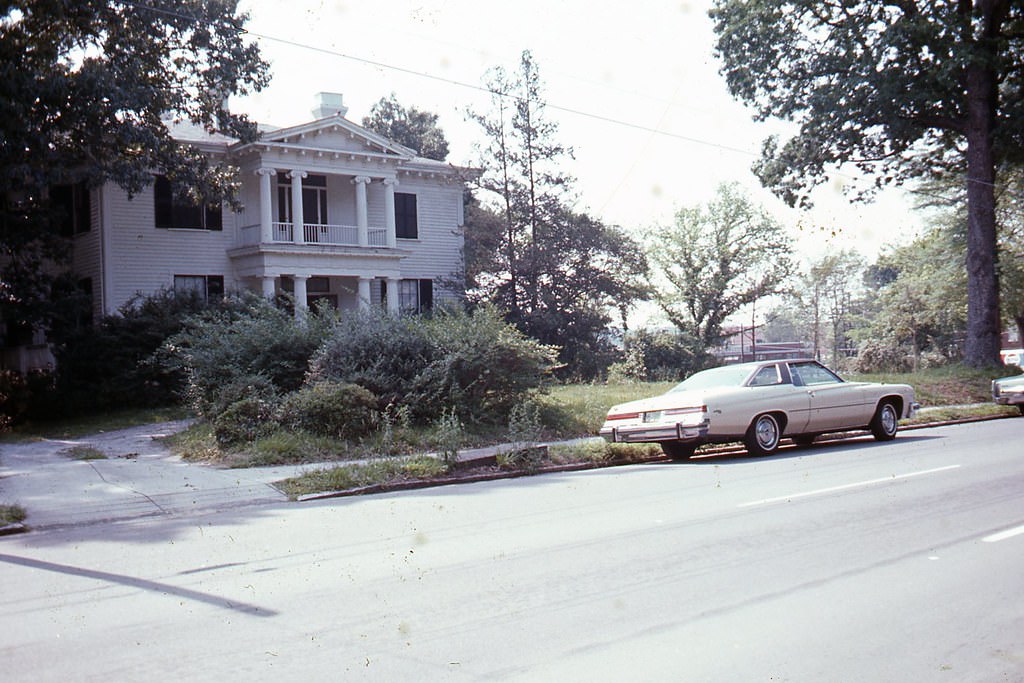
[3,93,468,373]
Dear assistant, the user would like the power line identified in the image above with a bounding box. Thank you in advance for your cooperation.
[118,0,1006,208]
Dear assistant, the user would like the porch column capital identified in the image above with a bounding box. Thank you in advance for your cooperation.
[287,170,308,180]
[255,166,276,177]
[352,175,372,185]
[382,177,399,187]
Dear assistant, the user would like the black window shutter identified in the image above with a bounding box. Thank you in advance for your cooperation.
[419,279,433,312]
[380,280,387,305]
[154,176,173,228]
[74,182,91,233]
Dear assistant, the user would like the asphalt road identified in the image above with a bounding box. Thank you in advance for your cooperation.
[1,418,1022,681]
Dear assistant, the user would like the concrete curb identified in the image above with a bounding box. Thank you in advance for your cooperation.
[293,410,1022,502]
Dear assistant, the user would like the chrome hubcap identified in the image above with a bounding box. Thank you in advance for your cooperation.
[756,417,778,448]
[881,405,897,434]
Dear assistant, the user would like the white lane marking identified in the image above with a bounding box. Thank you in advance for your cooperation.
[982,525,1024,543]
[738,465,962,508]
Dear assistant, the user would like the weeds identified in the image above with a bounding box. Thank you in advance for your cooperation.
[60,445,107,460]
[0,504,26,525]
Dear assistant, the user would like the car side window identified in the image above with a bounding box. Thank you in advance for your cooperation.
[790,362,842,386]
[749,365,782,387]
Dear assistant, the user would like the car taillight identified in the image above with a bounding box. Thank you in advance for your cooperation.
[664,405,706,416]
[606,411,641,421]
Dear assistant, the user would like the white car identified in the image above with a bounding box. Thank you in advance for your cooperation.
[992,373,1024,415]
[600,359,920,459]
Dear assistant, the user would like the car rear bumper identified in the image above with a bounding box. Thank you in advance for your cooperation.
[994,394,1024,406]
[600,422,709,444]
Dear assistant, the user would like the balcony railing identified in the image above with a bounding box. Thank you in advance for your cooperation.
[239,223,389,248]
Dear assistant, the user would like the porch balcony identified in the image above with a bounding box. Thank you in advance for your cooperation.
[239,222,388,248]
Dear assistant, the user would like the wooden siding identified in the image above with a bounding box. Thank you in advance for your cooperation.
[100,181,239,312]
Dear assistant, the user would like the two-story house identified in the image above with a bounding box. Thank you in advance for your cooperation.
[3,93,468,373]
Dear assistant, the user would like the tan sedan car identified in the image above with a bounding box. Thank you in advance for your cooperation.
[600,359,919,459]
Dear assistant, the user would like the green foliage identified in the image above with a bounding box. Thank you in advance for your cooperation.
[361,93,450,161]
[0,504,26,525]
[47,289,221,416]
[1,0,268,331]
[710,0,1023,366]
[432,408,464,469]
[165,293,334,415]
[0,369,55,430]
[851,226,967,371]
[499,399,545,471]
[310,307,556,424]
[275,457,449,499]
[650,183,794,349]
[277,382,377,440]
[610,329,713,383]
[213,397,279,448]
[467,51,649,379]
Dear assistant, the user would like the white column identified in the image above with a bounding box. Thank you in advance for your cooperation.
[357,277,372,311]
[353,176,370,246]
[261,276,276,298]
[293,274,308,318]
[289,170,307,244]
[383,178,398,248]
[385,277,400,314]
[256,167,275,243]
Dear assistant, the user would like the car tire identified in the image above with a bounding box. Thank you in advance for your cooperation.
[660,441,697,460]
[1018,405,1024,416]
[793,434,816,447]
[870,401,899,441]
[745,413,781,456]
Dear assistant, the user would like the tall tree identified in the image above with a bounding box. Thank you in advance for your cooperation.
[996,168,1024,349]
[361,93,450,161]
[711,1,1024,367]
[0,0,268,333]
[650,183,794,349]
[467,51,647,378]
[803,250,864,366]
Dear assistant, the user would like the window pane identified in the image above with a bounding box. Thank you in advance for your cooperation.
[396,193,418,239]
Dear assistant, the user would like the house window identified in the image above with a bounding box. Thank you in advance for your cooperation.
[174,275,224,301]
[395,192,418,239]
[52,181,92,236]
[154,176,223,230]
[384,278,433,314]
[277,173,328,225]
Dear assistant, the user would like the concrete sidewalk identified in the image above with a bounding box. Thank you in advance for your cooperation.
[0,421,319,531]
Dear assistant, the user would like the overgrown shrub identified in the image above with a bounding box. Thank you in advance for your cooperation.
[165,293,334,414]
[310,306,556,424]
[307,310,437,415]
[277,382,377,439]
[202,374,279,421]
[45,288,219,416]
[612,329,713,383]
[852,338,911,373]
[416,306,558,423]
[0,369,55,429]
[213,397,279,447]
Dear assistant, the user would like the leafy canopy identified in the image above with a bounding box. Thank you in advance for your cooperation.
[1,0,268,326]
[650,183,794,349]
[362,93,450,161]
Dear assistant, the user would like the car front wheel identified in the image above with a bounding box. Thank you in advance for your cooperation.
[661,441,697,460]
[870,401,899,441]
[745,413,781,456]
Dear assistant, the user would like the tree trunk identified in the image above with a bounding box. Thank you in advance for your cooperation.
[962,53,1002,368]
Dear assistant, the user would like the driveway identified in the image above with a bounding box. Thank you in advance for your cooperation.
[0,421,314,530]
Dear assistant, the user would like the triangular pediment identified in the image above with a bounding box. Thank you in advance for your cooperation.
[252,116,416,158]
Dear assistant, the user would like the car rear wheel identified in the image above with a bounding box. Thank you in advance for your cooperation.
[870,401,899,441]
[745,413,781,456]
[1018,405,1024,416]
[660,441,697,460]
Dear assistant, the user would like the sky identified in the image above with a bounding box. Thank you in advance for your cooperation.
[232,0,927,270]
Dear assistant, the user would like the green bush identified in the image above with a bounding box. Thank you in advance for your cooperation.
[43,288,220,417]
[165,293,335,414]
[307,310,437,416]
[202,374,279,420]
[309,306,556,424]
[213,397,280,447]
[613,329,713,383]
[277,382,378,439]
